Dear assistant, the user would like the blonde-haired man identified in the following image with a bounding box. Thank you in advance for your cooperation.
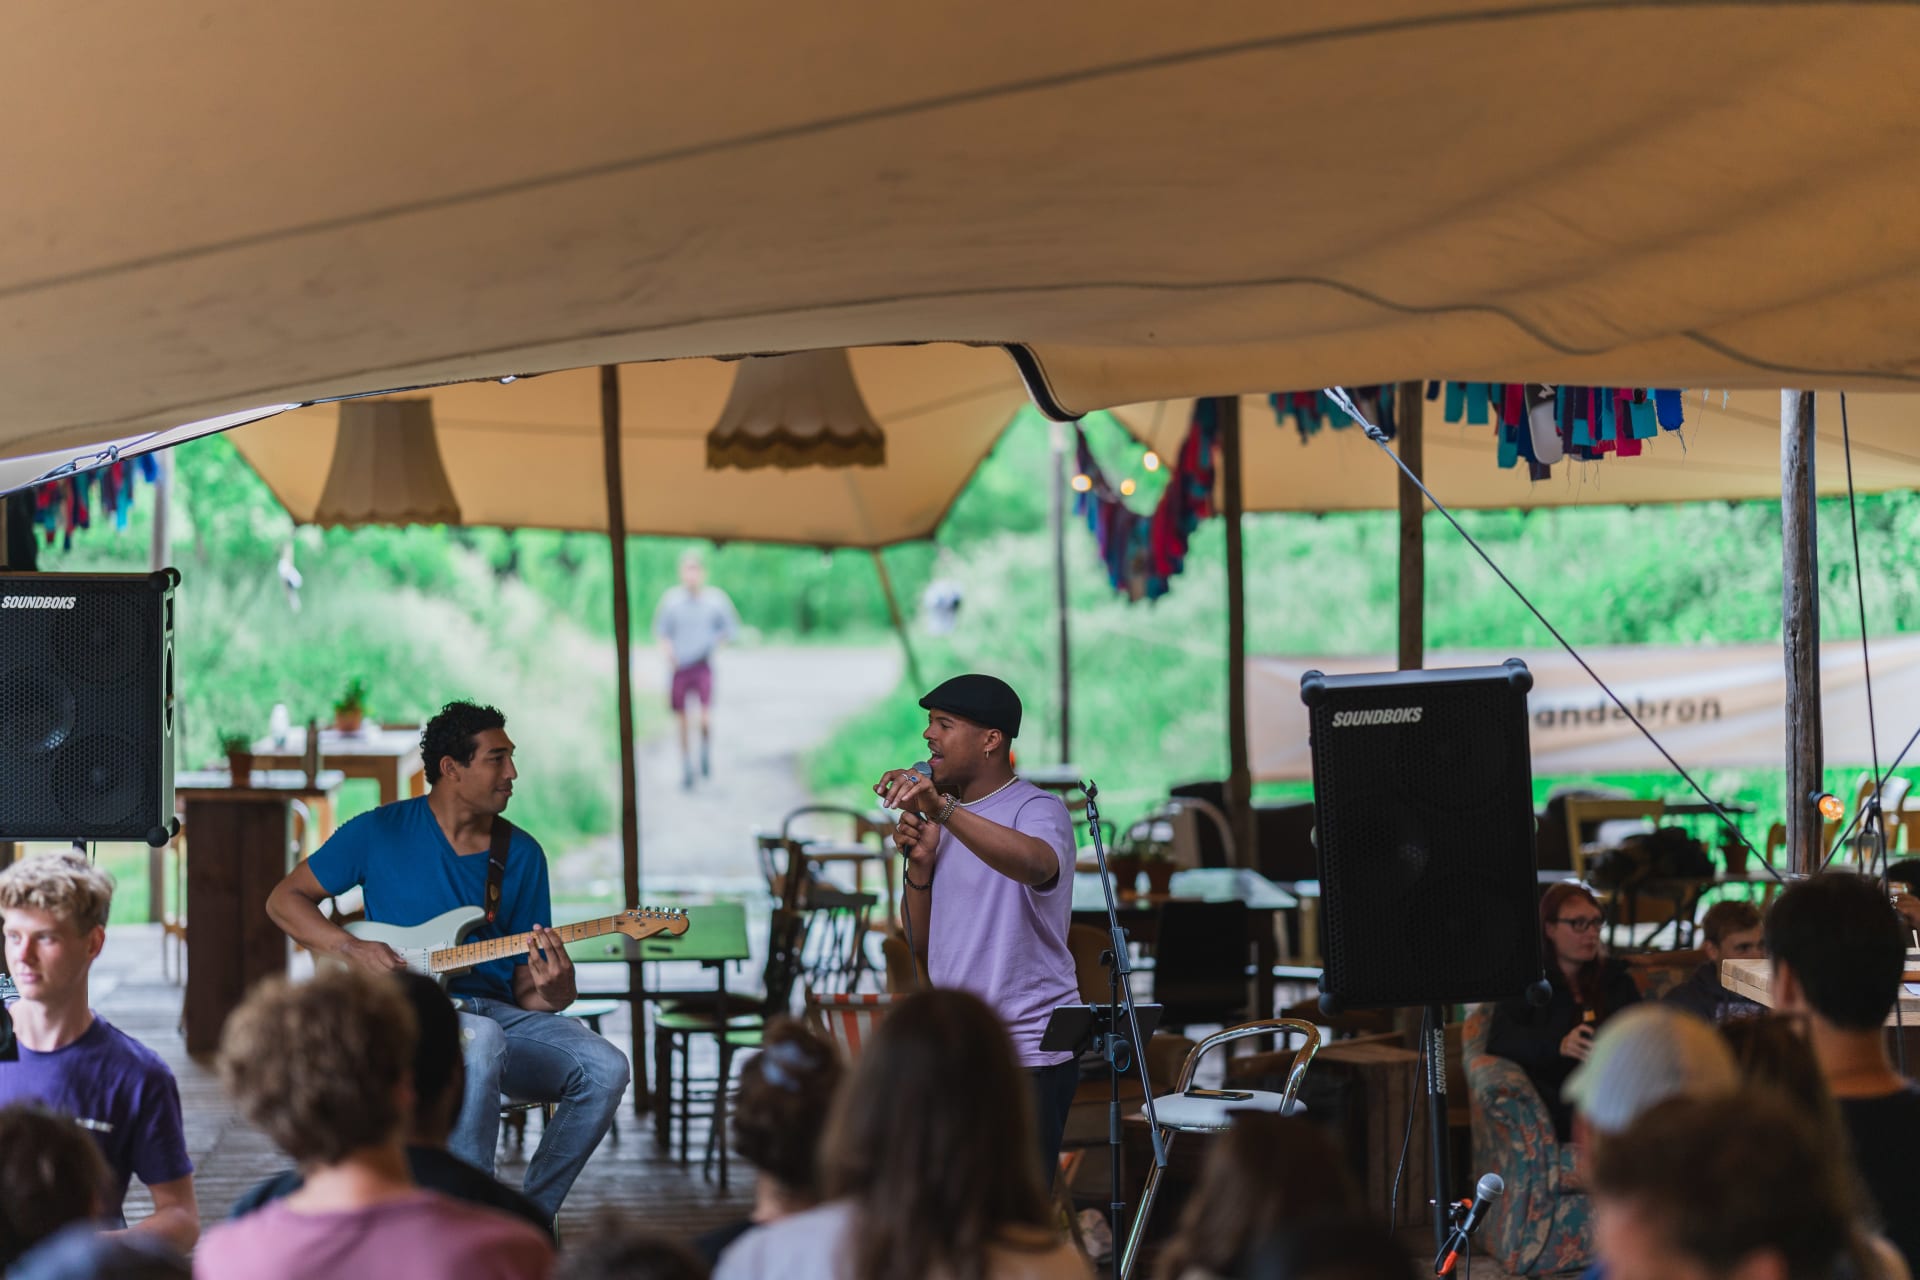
[0,852,198,1253]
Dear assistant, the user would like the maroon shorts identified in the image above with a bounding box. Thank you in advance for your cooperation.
[670,660,713,712]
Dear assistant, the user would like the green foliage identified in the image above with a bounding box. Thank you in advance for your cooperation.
[217,731,252,754]
[334,676,369,714]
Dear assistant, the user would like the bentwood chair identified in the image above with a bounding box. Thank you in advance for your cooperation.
[1119,1016,1321,1280]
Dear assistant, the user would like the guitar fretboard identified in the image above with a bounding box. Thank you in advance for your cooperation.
[428,915,629,973]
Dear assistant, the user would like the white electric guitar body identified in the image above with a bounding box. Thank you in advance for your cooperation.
[333,905,689,986]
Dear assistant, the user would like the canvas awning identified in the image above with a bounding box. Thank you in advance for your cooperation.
[1110,390,1920,511]
[1248,640,1920,780]
[226,345,1028,547]
[7,4,1920,472]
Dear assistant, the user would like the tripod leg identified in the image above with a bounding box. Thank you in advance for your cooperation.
[1119,1128,1176,1280]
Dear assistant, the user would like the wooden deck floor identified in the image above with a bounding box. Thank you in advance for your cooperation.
[93,925,753,1244]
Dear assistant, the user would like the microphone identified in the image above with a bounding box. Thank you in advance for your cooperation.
[1435,1172,1503,1275]
[886,760,932,809]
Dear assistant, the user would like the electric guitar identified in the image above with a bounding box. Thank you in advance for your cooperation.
[334,906,689,986]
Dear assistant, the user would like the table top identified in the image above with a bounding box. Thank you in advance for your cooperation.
[1073,867,1296,913]
[252,725,422,760]
[1661,800,1759,817]
[565,900,752,965]
[1723,957,1920,1025]
[178,768,346,794]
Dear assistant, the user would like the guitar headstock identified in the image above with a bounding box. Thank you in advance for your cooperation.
[615,906,691,940]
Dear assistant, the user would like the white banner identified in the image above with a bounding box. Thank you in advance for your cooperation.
[1249,637,1920,780]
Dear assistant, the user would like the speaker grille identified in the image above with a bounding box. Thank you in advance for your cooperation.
[1307,664,1541,1008]
[0,573,175,842]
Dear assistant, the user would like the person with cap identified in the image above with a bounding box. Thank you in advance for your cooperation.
[873,673,1082,1189]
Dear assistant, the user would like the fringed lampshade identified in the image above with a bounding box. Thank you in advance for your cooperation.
[704,349,885,470]
[313,398,462,527]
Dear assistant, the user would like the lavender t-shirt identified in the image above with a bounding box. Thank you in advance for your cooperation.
[0,1014,192,1223]
[927,779,1080,1067]
[193,1191,554,1280]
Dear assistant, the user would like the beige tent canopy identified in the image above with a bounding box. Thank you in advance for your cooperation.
[7,4,1920,470]
[1111,391,1920,511]
[229,345,1028,547]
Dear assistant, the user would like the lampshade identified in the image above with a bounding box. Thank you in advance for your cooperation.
[313,398,463,527]
[705,349,885,470]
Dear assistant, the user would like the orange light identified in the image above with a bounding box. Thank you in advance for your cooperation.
[1816,792,1845,821]
[1120,478,1137,496]
[1070,473,1092,493]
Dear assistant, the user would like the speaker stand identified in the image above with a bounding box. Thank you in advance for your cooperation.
[1424,1003,1453,1260]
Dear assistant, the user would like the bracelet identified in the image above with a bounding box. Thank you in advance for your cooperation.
[903,868,933,891]
[933,793,960,826]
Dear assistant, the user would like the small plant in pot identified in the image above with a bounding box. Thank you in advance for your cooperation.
[333,678,369,733]
[1106,844,1145,897]
[220,732,254,784]
[1141,847,1178,896]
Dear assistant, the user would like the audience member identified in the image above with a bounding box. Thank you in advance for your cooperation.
[693,1018,841,1265]
[0,853,198,1253]
[1155,1113,1362,1280]
[1662,902,1765,1023]
[566,1218,711,1280]
[227,972,551,1239]
[1488,883,1641,1140]
[1766,873,1920,1275]
[1592,1093,1859,1280]
[715,988,1088,1280]
[1243,1223,1420,1280]
[1561,1003,1738,1166]
[193,970,553,1280]
[0,1103,186,1280]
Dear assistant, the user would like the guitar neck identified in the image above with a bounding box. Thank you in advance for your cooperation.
[429,915,623,973]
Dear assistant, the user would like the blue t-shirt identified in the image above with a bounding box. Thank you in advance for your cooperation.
[0,1014,194,1223]
[306,797,551,1002]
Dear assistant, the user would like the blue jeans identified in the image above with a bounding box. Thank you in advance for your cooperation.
[449,997,631,1220]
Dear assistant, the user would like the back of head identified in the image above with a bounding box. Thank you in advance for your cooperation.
[1562,1003,1739,1137]
[732,1018,841,1199]
[217,970,418,1166]
[1243,1222,1419,1280]
[0,1104,109,1267]
[1592,1092,1853,1280]
[564,1217,709,1280]
[393,972,463,1138]
[822,989,1049,1280]
[1766,873,1904,1030]
[1155,1113,1363,1280]
[0,851,115,934]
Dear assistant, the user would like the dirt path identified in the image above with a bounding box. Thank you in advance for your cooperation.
[553,643,902,898]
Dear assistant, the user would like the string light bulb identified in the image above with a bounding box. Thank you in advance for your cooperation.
[1071,473,1092,493]
[1815,792,1844,821]
[1120,478,1137,496]
[1142,451,1162,472]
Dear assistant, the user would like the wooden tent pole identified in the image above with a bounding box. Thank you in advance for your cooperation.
[599,366,642,908]
[1397,384,1425,672]
[1221,396,1255,867]
[870,549,924,691]
[1782,390,1823,875]
[1050,419,1073,763]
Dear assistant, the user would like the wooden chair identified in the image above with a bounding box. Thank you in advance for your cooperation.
[805,991,896,1060]
[1562,798,1665,877]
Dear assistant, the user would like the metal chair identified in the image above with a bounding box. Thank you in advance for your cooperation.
[1120,1016,1321,1280]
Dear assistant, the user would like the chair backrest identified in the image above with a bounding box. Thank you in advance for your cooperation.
[880,932,925,994]
[1066,924,1112,1004]
[762,909,808,1016]
[805,991,896,1060]
[1171,1017,1322,1111]
[797,889,878,995]
[1153,900,1251,1024]
[1563,798,1665,874]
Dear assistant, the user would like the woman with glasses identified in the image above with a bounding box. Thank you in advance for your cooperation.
[1487,882,1641,1141]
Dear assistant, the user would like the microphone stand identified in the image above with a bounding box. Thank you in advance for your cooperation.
[1083,781,1167,1280]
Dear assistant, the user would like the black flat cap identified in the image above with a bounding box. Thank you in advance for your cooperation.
[919,673,1022,738]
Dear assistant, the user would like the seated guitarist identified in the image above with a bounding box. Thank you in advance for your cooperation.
[266,700,630,1220]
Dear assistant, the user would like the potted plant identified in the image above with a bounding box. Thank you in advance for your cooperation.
[1141,847,1178,896]
[1106,843,1144,897]
[333,678,369,733]
[220,732,254,784]
[1721,834,1750,876]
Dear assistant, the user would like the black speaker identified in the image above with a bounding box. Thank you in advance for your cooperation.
[0,570,179,846]
[1303,660,1543,1009]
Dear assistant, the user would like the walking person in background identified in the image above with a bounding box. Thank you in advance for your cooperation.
[653,549,739,790]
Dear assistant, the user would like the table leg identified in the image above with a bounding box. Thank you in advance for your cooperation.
[1255,928,1279,1022]
[628,958,650,1117]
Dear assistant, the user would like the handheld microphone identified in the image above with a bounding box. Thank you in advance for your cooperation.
[1435,1172,1503,1275]
[886,760,932,809]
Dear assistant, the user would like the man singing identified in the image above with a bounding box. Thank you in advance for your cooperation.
[875,674,1081,1184]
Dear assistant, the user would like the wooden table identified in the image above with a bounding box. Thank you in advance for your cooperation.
[250,725,426,806]
[1073,868,1298,1019]
[180,772,344,1054]
[566,901,754,1116]
[1723,957,1920,1025]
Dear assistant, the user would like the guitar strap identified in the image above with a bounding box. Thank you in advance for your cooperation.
[484,816,516,924]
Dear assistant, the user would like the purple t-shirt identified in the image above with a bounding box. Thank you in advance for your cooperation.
[0,1014,192,1222]
[927,779,1080,1067]
[193,1190,554,1280]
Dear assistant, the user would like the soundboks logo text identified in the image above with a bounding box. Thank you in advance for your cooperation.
[1330,707,1423,728]
[1,595,76,609]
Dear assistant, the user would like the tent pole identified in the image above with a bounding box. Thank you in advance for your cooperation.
[1221,397,1255,867]
[149,451,172,573]
[1050,419,1073,764]
[1397,384,1425,672]
[599,366,642,909]
[1782,390,1823,876]
[870,549,924,691]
